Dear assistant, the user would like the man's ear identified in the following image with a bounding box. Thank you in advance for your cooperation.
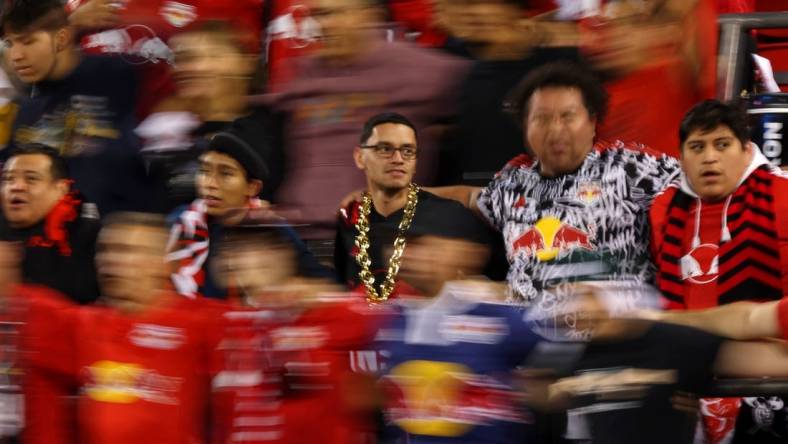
[353,146,365,170]
[55,179,70,199]
[248,179,263,198]
[55,27,73,52]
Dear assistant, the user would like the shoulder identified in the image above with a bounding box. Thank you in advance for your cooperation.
[650,183,681,216]
[595,140,674,163]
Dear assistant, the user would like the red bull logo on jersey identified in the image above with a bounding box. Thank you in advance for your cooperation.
[160,1,197,28]
[82,361,182,405]
[511,217,596,261]
[577,181,602,205]
[680,243,718,284]
[382,360,524,437]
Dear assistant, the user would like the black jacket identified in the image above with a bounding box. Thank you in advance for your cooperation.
[0,193,100,304]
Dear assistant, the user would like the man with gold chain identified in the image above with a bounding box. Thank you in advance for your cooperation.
[334,112,494,303]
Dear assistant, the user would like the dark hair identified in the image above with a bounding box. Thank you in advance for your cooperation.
[8,143,68,180]
[0,0,68,36]
[506,61,609,125]
[679,99,750,149]
[102,212,167,231]
[359,112,417,145]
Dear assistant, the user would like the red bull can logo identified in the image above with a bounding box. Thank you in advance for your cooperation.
[512,217,595,261]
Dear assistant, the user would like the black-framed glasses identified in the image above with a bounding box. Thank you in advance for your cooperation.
[360,143,419,160]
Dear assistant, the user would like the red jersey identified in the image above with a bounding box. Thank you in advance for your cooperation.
[214,295,379,444]
[28,293,225,444]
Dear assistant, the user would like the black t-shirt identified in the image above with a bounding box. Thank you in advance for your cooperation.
[569,322,724,444]
[437,47,580,186]
[334,190,498,291]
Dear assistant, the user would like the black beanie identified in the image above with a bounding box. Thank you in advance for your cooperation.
[207,129,270,182]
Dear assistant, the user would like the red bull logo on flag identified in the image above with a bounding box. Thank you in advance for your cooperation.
[512,217,596,261]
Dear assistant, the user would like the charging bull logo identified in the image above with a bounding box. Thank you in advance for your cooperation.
[382,361,523,437]
[511,217,595,261]
[82,361,183,405]
[680,244,718,284]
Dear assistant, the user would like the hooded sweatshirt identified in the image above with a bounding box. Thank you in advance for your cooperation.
[650,148,788,309]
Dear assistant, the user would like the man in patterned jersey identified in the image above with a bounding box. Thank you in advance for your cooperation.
[650,99,788,444]
[430,61,680,338]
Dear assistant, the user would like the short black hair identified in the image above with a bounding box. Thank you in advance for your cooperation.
[679,99,750,149]
[7,143,68,180]
[0,0,68,36]
[506,61,609,125]
[359,112,417,145]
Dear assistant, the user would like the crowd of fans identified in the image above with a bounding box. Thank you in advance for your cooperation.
[0,0,785,443]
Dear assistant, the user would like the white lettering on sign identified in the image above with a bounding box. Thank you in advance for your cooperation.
[763,122,783,167]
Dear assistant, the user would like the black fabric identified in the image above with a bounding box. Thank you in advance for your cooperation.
[145,107,284,213]
[334,190,502,288]
[571,322,724,444]
[0,197,100,304]
[437,47,581,186]
[7,55,151,215]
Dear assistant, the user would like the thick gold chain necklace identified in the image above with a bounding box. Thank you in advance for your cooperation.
[354,183,419,303]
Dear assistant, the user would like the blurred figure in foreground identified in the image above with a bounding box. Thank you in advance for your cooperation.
[376,233,543,443]
[2,0,151,215]
[11,213,224,444]
[435,0,580,186]
[335,112,497,303]
[263,0,470,239]
[522,284,788,444]
[167,125,330,299]
[650,100,788,443]
[0,143,100,303]
[213,223,378,443]
[137,21,284,212]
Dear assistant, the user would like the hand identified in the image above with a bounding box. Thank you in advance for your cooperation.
[68,0,121,33]
[338,189,365,215]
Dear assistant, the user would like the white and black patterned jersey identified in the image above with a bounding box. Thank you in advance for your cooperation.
[478,141,680,318]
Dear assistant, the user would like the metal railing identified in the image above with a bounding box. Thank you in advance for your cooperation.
[718,12,788,100]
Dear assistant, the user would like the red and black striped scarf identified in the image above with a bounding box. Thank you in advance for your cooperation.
[656,167,784,307]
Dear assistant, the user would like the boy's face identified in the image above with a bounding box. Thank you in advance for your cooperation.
[3,29,59,84]
[680,125,753,202]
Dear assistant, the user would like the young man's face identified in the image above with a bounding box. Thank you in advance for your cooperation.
[526,87,597,178]
[1,154,68,228]
[3,29,58,84]
[96,223,168,313]
[196,151,259,217]
[353,123,418,194]
[306,0,374,62]
[171,31,252,100]
[680,125,753,202]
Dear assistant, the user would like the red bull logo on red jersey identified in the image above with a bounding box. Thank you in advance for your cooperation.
[82,361,183,405]
[511,217,596,262]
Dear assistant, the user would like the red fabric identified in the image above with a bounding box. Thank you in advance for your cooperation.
[387,0,447,48]
[265,0,320,91]
[594,0,717,156]
[27,192,81,256]
[68,0,264,118]
[679,201,724,309]
[215,296,378,443]
[651,169,788,310]
[27,294,225,444]
[717,0,755,13]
